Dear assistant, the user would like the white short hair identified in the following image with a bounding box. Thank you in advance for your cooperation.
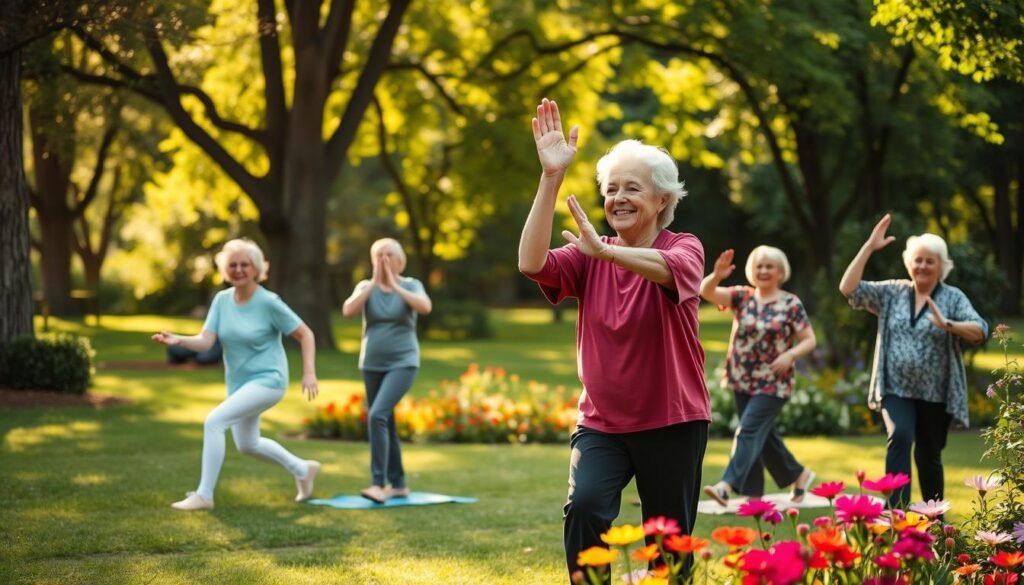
[744,245,791,285]
[215,239,269,282]
[903,233,954,280]
[595,139,687,229]
[370,237,407,272]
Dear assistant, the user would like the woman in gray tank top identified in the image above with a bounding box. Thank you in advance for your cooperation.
[342,238,432,503]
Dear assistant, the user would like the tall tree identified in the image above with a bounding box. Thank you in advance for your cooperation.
[68,0,413,347]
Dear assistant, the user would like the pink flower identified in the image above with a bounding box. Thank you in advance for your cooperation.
[737,499,779,520]
[862,473,911,495]
[835,495,884,524]
[764,510,784,525]
[976,530,1014,546]
[813,517,834,529]
[965,474,1002,496]
[873,553,901,570]
[909,499,951,519]
[810,481,845,500]
[891,528,936,560]
[865,578,907,585]
[738,541,806,585]
[642,516,681,537]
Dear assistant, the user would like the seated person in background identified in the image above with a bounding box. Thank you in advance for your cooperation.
[167,339,223,365]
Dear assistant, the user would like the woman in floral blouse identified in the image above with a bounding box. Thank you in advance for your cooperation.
[840,214,987,506]
[700,245,817,506]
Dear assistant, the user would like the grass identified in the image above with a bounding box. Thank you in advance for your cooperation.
[1,308,1013,584]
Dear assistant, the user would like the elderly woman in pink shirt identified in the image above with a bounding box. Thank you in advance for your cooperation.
[519,98,710,583]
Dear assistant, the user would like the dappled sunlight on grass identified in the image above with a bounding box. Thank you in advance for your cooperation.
[4,421,102,453]
[421,346,476,361]
[71,473,111,486]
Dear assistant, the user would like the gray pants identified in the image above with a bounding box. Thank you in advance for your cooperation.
[722,392,804,496]
[362,367,418,488]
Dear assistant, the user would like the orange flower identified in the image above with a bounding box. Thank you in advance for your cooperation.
[953,564,982,576]
[712,526,758,549]
[664,534,709,553]
[992,551,1024,568]
[808,527,846,554]
[632,544,660,561]
[577,546,619,567]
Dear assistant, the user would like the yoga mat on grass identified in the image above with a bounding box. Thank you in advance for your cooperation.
[306,491,478,509]
[697,492,836,515]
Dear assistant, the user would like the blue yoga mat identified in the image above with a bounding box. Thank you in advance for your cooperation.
[305,491,478,509]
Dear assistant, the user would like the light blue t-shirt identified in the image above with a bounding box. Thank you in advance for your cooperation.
[358,277,424,371]
[203,286,303,394]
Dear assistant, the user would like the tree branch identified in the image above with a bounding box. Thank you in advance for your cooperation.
[387,61,463,115]
[373,95,423,258]
[257,0,287,161]
[73,119,118,216]
[322,0,355,85]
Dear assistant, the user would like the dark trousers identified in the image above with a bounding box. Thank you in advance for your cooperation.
[563,421,708,584]
[362,367,418,488]
[722,392,804,496]
[880,395,952,506]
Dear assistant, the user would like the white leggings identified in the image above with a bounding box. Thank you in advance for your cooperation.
[195,382,309,501]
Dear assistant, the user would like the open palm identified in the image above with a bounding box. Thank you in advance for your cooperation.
[533,98,578,174]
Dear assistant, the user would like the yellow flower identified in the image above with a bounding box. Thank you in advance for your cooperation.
[638,578,669,585]
[577,546,619,566]
[601,524,645,546]
[893,511,931,532]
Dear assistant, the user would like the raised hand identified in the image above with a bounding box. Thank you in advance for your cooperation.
[561,195,607,258]
[713,249,736,280]
[532,98,579,176]
[925,298,949,330]
[866,213,896,251]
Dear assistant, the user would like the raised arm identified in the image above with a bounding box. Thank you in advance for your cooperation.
[151,329,217,352]
[700,249,736,306]
[518,98,579,274]
[839,213,895,297]
[290,324,318,401]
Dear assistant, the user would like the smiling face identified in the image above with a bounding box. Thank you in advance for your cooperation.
[224,250,257,288]
[601,160,668,242]
[751,256,783,291]
[907,246,942,290]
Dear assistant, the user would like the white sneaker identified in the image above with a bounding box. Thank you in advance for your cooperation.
[295,460,320,502]
[171,491,213,511]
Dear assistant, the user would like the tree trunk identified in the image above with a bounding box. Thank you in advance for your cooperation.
[0,42,34,343]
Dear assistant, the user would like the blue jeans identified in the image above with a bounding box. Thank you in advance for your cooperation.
[362,367,418,488]
[722,392,804,495]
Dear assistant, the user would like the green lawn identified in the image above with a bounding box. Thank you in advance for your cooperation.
[0,309,1006,584]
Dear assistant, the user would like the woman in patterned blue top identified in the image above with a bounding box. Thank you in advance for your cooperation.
[699,246,817,507]
[343,238,432,504]
[152,239,321,511]
[840,214,987,506]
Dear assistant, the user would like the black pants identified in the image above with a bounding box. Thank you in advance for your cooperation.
[563,421,709,584]
[723,392,804,496]
[880,395,952,507]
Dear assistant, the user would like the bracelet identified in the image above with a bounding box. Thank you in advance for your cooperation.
[605,245,616,264]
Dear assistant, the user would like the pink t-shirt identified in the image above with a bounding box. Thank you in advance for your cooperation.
[526,230,711,433]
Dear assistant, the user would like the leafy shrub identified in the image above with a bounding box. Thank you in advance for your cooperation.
[0,334,95,394]
[422,299,494,340]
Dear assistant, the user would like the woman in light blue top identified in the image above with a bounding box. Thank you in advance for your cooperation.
[840,215,987,506]
[152,239,321,511]
[343,238,432,503]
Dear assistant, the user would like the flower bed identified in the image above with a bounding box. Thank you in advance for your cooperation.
[302,364,579,444]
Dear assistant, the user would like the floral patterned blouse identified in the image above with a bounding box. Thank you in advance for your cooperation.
[723,286,811,398]
[848,280,988,428]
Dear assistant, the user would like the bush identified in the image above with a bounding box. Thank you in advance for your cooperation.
[0,334,95,394]
[422,299,494,340]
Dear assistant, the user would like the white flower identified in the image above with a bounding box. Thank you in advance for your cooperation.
[908,499,952,519]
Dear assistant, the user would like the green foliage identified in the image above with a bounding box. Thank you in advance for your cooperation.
[0,333,94,394]
[423,298,494,340]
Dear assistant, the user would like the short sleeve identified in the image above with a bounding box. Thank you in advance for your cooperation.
[202,292,222,334]
[269,296,304,335]
[403,277,426,295]
[848,280,902,315]
[656,233,704,303]
[729,286,750,310]
[789,297,811,332]
[524,244,586,304]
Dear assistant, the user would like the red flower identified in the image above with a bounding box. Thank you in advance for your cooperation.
[832,544,862,569]
[985,573,1020,585]
[737,499,779,519]
[664,534,709,553]
[862,473,911,495]
[873,553,901,570]
[835,494,884,524]
[810,481,845,500]
[643,515,681,537]
[991,551,1024,568]
[808,527,846,554]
